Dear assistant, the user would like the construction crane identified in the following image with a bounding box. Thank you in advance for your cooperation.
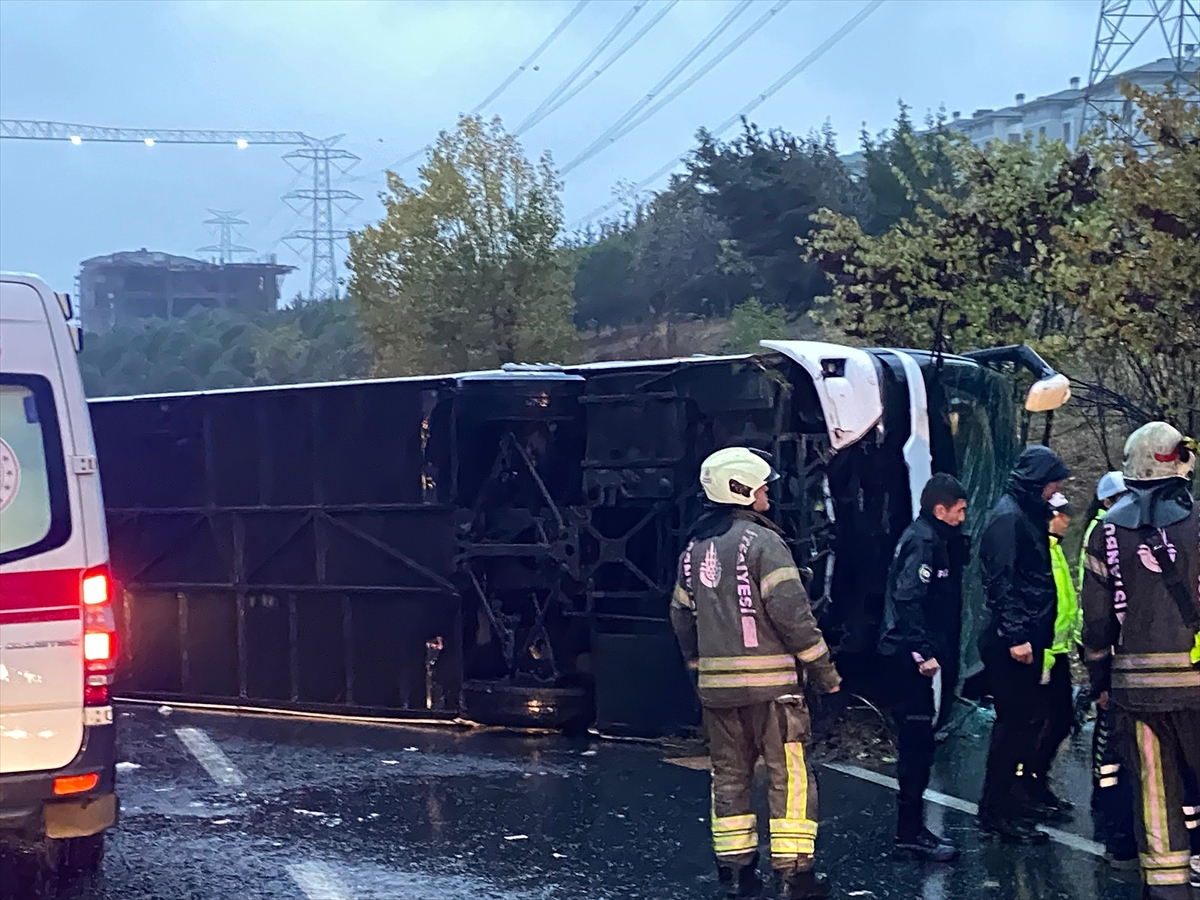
[0,120,309,146]
[0,119,359,300]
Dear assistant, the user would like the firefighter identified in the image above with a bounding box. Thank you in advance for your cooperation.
[1082,422,1200,900]
[977,445,1070,843]
[878,473,968,863]
[1081,471,1140,867]
[670,447,842,900]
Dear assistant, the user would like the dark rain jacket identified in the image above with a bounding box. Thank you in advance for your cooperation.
[1081,480,1200,712]
[878,511,964,663]
[669,509,841,709]
[978,446,1070,657]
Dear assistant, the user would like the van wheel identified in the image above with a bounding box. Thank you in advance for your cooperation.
[63,834,104,874]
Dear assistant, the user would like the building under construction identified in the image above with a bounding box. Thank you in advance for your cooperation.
[78,250,295,334]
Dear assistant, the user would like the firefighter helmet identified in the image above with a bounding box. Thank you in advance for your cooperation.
[1123,422,1196,482]
[699,447,779,505]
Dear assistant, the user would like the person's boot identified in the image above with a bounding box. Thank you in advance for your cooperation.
[1028,774,1075,813]
[1103,845,1139,871]
[773,869,830,900]
[978,809,1051,845]
[1014,778,1072,824]
[716,852,762,898]
[894,827,960,862]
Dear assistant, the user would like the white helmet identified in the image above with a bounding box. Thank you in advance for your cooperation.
[699,447,779,506]
[1123,422,1196,482]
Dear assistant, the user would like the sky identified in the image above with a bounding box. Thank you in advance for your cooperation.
[0,0,1171,302]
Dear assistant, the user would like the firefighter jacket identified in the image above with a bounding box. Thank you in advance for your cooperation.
[878,511,963,664]
[978,447,1069,657]
[1081,492,1200,712]
[669,510,841,708]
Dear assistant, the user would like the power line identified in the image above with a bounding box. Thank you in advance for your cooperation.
[561,0,785,175]
[713,0,885,133]
[573,0,756,150]
[515,1,650,135]
[471,0,593,115]
[569,0,886,228]
[379,0,593,175]
[515,0,680,136]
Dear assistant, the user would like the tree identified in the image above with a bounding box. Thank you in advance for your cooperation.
[79,300,370,398]
[571,231,641,330]
[1050,82,1200,434]
[723,297,790,354]
[348,115,577,376]
[805,135,1099,355]
[691,122,870,315]
[858,104,960,234]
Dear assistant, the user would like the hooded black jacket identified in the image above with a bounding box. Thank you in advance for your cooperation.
[978,446,1071,655]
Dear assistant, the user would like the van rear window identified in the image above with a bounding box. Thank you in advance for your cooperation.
[0,375,71,565]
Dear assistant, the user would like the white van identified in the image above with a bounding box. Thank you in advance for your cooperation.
[0,273,117,881]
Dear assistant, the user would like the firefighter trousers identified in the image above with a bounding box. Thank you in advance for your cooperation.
[1115,707,1200,899]
[705,696,818,874]
[1091,704,1137,857]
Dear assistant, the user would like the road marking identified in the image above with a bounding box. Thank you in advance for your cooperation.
[824,762,1105,858]
[287,861,354,900]
[174,726,244,787]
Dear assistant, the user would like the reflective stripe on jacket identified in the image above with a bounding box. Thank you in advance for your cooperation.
[1079,511,1105,594]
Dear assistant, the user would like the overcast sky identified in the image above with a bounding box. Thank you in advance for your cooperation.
[0,0,1168,302]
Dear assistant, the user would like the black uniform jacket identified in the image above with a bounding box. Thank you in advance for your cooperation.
[879,511,964,663]
[978,446,1070,656]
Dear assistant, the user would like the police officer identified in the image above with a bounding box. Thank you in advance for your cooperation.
[1082,422,1200,900]
[1026,490,1080,818]
[878,473,968,862]
[977,445,1070,843]
[670,447,842,899]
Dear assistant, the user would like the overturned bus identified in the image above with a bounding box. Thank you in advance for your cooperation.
[88,341,1070,737]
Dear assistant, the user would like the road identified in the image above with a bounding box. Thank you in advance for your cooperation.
[1,703,1143,899]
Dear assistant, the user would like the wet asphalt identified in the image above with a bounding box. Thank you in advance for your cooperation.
[0,702,1143,900]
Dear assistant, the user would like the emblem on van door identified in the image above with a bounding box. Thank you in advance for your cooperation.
[0,437,20,513]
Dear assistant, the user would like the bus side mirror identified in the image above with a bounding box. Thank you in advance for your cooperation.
[1026,373,1070,411]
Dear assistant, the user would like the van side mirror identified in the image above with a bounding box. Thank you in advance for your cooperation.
[1025,373,1070,411]
[56,292,74,320]
[69,324,84,353]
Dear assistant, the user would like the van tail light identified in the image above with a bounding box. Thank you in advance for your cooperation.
[54,773,100,795]
[81,565,116,707]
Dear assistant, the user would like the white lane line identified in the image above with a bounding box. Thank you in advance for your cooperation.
[287,861,354,900]
[824,762,1105,858]
[174,726,245,787]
